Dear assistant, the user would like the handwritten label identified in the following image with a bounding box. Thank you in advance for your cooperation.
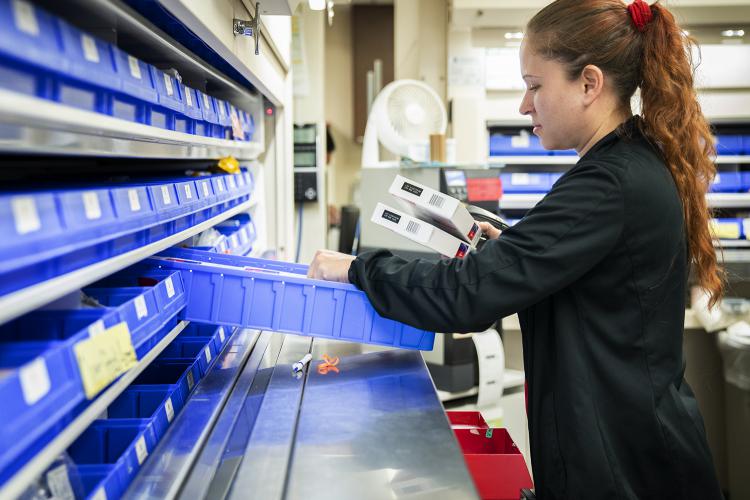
[81,34,100,63]
[184,184,193,200]
[135,435,148,465]
[12,196,41,234]
[165,276,175,298]
[134,295,148,319]
[201,181,210,197]
[82,192,102,220]
[165,397,174,422]
[19,357,50,405]
[161,185,171,205]
[163,73,174,96]
[12,0,39,36]
[128,189,141,212]
[127,55,142,79]
[74,323,137,399]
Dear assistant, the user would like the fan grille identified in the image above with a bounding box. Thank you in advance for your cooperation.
[385,84,445,142]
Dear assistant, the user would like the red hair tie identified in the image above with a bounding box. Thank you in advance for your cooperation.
[628,0,653,32]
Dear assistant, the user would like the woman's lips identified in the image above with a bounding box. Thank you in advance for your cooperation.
[532,124,542,134]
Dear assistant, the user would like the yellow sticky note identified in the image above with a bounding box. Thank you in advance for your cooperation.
[710,220,741,240]
[217,156,240,174]
[74,322,137,399]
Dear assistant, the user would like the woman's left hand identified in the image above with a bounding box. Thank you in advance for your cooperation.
[307,249,356,283]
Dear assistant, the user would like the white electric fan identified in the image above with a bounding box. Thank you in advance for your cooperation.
[362,79,447,168]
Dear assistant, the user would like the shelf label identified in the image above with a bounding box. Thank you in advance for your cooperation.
[187,370,195,390]
[127,55,142,80]
[91,487,107,500]
[202,93,211,110]
[217,178,224,192]
[218,327,225,343]
[201,181,210,198]
[204,345,212,363]
[511,173,531,185]
[184,183,193,200]
[511,134,530,148]
[227,175,237,190]
[161,185,172,205]
[135,435,148,465]
[185,87,193,107]
[230,234,239,248]
[74,322,137,400]
[12,195,41,234]
[134,295,148,319]
[165,397,174,422]
[128,189,141,212]
[218,240,227,252]
[12,0,39,36]
[88,320,105,337]
[82,191,102,220]
[239,231,248,245]
[165,276,175,298]
[218,102,225,117]
[46,464,75,500]
[163,73,174,96]
[236,174,245,187]
[19,357,50,405]
[81,34,100,63]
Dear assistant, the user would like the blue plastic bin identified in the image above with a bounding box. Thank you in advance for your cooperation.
[146,252,435,351]
[490,133,546,156]
[214,98,232,139]
[743,135,750,156]
[159,336,217,375]
[77,463,119,500]
[710,171,743,193]
[108,385,178,440]
[150,66,184,129]
[715,135,744,156]
[500,172,551,193]
[0,0,65,74]
[180,322,231,352]
[132,358,202,409]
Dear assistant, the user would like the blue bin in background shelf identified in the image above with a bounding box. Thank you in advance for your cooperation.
[150,66,184,130]
[500,172,551,193]
[710,171,743,193]
[132,358,202,410]
[0,0,65,74]
[181,84,204,135]
[490,133,547,156]
[549,149,577,156]
[159,336,217,376]
[112,47,157,124]
[715,135,744,156]
[108,385,179,441]
[145,251,435,351]
[215,98,232,140]
[743,135,750,155]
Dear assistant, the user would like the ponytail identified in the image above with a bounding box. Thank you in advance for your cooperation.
[527,0,724,307]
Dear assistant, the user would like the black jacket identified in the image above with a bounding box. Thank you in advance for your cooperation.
[349,119,723,500]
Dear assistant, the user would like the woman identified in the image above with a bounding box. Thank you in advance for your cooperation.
[308,0,724,498]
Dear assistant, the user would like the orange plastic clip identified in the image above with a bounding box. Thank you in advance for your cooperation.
[317,354,340,375]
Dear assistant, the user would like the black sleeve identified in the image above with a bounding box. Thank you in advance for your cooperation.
[348,162,624,333]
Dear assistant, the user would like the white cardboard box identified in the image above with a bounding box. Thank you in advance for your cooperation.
[388,175,481,247]
[371,203,471,259]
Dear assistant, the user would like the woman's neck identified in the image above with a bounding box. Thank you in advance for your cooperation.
[577,109,632,157]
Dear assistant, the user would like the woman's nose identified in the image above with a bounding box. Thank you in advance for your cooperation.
[519,92,534,116]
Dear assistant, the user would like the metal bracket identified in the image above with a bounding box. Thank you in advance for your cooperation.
[233,1,261,55]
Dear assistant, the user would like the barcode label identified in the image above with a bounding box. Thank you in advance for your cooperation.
[81,34,100,63]
[19,357,50,405]
[428,193,445,209]
[134,295,148,319]
[187,371,195,390]
[127,55,142,79]
[165,276,175,298]
[12,196,41,234]
[201,181,210,197]
[185,88,193,107]
[406,220,421,234]
[165,397,174,422]
[184,184,193,199]
[218,327,225,343]
[12,0,39,36]
[163,73,174,96]
[135,436,148,465]
[202,93,211,109]
[88,320,105,337]
[161,185,172,205]
[128,189,141,212]
[82,192,102,220]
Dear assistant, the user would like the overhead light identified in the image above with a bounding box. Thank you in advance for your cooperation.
[309,0,326,10]
[504,32,524,40]
[721,29,745,37]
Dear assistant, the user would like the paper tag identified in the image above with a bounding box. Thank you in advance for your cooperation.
[230,234,239,248]
[163,73,174,96]
[91,487,107,500]
[201,181,210,197]
[217,102,225,116]
[202,93,211,110]
[511,133,530,148]
[74,322,137,399]
[204,346,212,363]
[19,357,50,405]
[134,295,148,319]
[511,173,531,185]
[227,176,237,190]
[217,179,225,192]
[165,276,175,298]
[128,189,141,212]
[135,435,148,465]
[187,370,195,390]
[714,174,721,184]
[236,174,246,187]
[81,34,100,63]
[11,196,41,234]
[218,240,227,252]
[165,397,174,422]
[218,327,225,343]
[47,464,75,500]
[185,88,193,107]
[161,185,172,205]
[82,191,102,220]
[88,320,105,337]
[240,231,248,245]
[127,55,142,79]
[12,0,39,36]
[184,184,193,200]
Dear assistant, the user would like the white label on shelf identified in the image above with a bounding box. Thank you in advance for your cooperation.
[127,55,142,80]
[88,320,105,337]
[511,134,530,148]
[240,230,248,245]
[202,93,210,110]
[217,179,224,192]
[135,435,148,465]
[81,34,100,63]
[714,174,721,184]
[236,174,245,187]
[82,191,102,220]
[511,173,532,185]
[163,73,174,96]
[134,295,148,319]
[19,357,50,405]
[91,487,107,500]
[227,176,236,190]
[187,370,195,390]
[165,397,174,422]
[47,464,75,500]
[184,183,193,200]
[128,189,141,212]
[230,234,239,248]
[11,196,41,234]
[218,240,227,252]
[185,88,193,107]
[204,345,212,363]
[218,102,225,116]
[218,327,225,343]
[161,185,172,205]
[201,181,210,197]
[12,0,39,36]
[165,276,175,298]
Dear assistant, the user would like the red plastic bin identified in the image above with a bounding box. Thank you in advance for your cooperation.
[454,427,533,500]
[446,410,489,429]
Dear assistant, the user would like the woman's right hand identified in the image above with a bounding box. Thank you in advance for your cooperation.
[477,221,502,240]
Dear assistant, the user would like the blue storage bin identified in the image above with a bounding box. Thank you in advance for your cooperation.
[110,185,154,221]
[240,109,255,141]
[743,135,750,155]
[180,322,230,352]
[197,90,220,133]
[0,0,65,73]
[146,252,435,351]
[77,463,120,500]
[549,172,564,188]
[150,67,184,130]
[715,135,743,156]
[159,337,216,375]
[57,189,116,232]
[112,48,157,104]
[132,359,202,409]
[710,171,743,193]
[0,192,63,262]
[158,247,309,275]
[214,98,232,139]
[57,20,119,91]
[108,385,178,440]
[489,133,546,156]
[549,149,577,156]
[500,172,551,193]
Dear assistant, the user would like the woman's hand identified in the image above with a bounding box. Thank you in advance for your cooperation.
[307,249,356,283]
[477,221,502,240]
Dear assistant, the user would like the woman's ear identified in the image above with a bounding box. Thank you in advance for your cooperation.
[580,64,605,105]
